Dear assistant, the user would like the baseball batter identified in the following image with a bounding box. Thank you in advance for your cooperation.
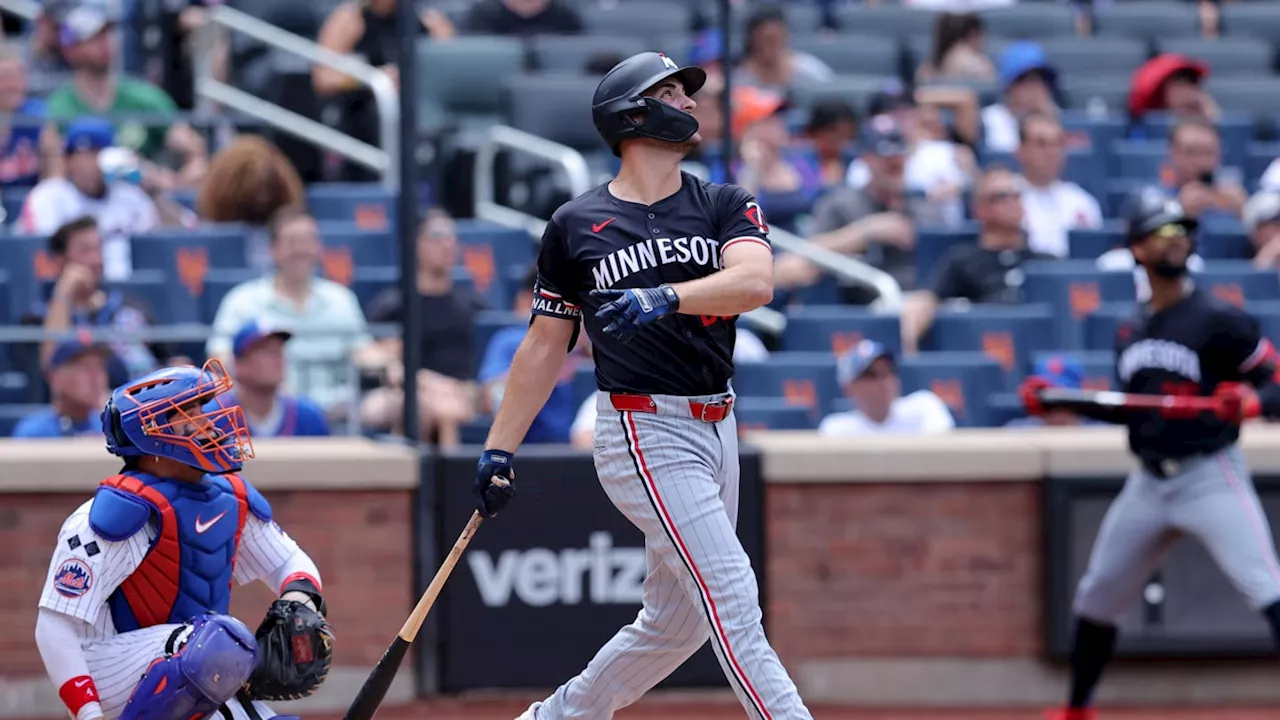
[1022,188,1280,720]
[33,359,333,720]
[471,52,811,719]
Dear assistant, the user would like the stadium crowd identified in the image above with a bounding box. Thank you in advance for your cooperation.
[3,0,1280,445]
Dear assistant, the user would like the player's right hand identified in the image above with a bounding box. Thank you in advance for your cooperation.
[474,449,517,518]
[1019,376,1051,416]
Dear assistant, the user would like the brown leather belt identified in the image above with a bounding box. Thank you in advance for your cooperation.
[609,393,734,422]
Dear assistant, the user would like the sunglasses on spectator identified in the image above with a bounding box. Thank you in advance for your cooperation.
[981,190,1020,204]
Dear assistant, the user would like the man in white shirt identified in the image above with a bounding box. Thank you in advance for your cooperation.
[1016,112,1103,258]
[19,117,160,280]
[818,339,955,436]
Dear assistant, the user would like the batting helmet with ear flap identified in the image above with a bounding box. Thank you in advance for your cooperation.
[1124,185,1198,248]
[592,51,708,157]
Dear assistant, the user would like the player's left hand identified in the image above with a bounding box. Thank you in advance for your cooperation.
[1212,382,1261,424]
[591,285,680,342]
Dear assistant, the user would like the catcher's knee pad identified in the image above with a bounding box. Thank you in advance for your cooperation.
[119,614,257,720]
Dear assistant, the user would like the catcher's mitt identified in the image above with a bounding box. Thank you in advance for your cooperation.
[242,599,334,701]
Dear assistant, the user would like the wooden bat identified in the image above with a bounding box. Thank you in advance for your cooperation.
[1037,387,1220,414]
[342,477,509,720]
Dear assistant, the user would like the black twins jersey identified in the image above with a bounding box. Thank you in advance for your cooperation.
[530,171,772,396]
[1115,287,1273,463]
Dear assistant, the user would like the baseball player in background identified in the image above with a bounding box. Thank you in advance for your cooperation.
[33,359,333,720]
[471,51,813,719]
[1022,188,1280,720]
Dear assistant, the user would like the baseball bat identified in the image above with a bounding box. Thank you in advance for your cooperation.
[1037,388,1219,413]
[342,478,508,720]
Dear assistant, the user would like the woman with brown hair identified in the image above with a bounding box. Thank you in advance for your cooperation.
[196,134,306,273]
[916,12,996,83]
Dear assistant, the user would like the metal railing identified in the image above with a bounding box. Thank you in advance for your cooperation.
[769,227,904,313]
[192,5,399,189]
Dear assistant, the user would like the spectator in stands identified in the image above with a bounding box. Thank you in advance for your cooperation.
[1161,118,1246,221]
[732,4,833,95]
[804,114,942,301]
[915,12,995,84]
[46,1,208,188]
[0,43,62,185]
[24,216,164,386]
[360,207,484,445]
[1098,185,1205,302]
[1005,354,1101,428]
[207,205,376,418]
[731,86,822,231]
[1016,112,1103,258]
[12,334,111,438]
[224,318,330,437]
[195,134,307,273]
[818,339,954,436]
[802,98,859,192]
[900,166,1056,353]
[461,0,583,36]
[19,117,190,280]
[26,0,73,88]
[981,42,1059,153]
[1128,54,1220,129]
[315,0,456,183]
[478,266,585,444]
[1245,191,1280,270]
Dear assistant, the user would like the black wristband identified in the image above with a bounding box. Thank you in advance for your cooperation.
[282,577,327,617]
[658,284,681,312]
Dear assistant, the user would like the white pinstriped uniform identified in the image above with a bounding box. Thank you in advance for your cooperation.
[530,393,811,720]
[38,498,303,720]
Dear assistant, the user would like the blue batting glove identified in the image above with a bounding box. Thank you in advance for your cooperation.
[590,285,680,343]
[474,449,516,518]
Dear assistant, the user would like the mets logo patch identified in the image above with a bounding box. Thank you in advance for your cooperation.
[53,557,94,598]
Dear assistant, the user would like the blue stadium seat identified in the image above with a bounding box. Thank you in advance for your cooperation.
[0,404,44,437]
[454,222,537,306]
[98,269,200,325]
[1245,142,1280,191]
[0,372,32,404]
[1022,262,1137,349]
[1249,301,1280,345]
[572,365,596,410]
[731,352,840,425]
[1060,112,1127,158]
[1,185,30,224]
[1104,178,1151,217]
[350,266,399,314]
[1084,303,1136,351]
[916,225,979,288]
[201,269,256,324]
[1111,140,1165,181]
[897,351,1004,427]
[924,304,1057,387]
[782,275,842,306]
[1028,350,1117,390]
[472,310,525,376]
[1069,222,1126,260]
[1196,216,1252,260]
[0,234,40,317]
[321,229,397,268]
[132,226,251,272]
[781,306,901,355]
[980,148,1105,198]
[1195,263,1280,306]
[306,184,394,229]
[733,397,818,431]
[987,392,1028,427]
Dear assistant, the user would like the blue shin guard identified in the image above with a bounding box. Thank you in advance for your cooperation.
[119,614,258,720]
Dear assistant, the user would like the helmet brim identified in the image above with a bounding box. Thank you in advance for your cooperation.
[638,65,708,100]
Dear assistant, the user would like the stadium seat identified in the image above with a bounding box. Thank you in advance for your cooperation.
[1154,38,1273,77]
[1249,301,1280,344]
[103,269,200,325]
[503,74,601,152]
[779,4,826,34]
[979,148,1104,199]
[915,224,979,288]
[896,351,1005,427]
[580,1,691,42]
[979,5,1075,38]
[1221,3,1280,41]
[349,266,400,314]
[529,35,649,74]
[0,234,39,317]
[780,305,902,355]
[1094,2,1201,40]
[201,269,256,324]
[834,5,939,38]
[306,184,395,229]
[1196,216,1252,260]
[1028,350,1117,390]
[785,275,842,306]
[924,304,1057,387]
[1039,36,1150,77]
[572,365,596,411]
[1195,263,1280,306]
[1069,222,1127,260]
[987,393,1028,427]
[1060,112,1127,156]
[734,397,817,432]
[731,351,841,424]
[1022,261,1138,349]
[1111,140,1166,182]
[1,185,30,224]
[1205,78,1280,122]
[0,371,31,405]
[1059,74,1135,114]
[1084,303,1136,351]
[1246,143,1280,190]
[789,74,895,116]
[472,310,525,376]
[0,404,44,437]
[416,36,526,125]
[320,229,397,269]
[454,223,536,307]
[791,35,900,76]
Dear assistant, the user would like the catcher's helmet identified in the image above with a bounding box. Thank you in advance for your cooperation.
[103,358,254,473]
[592,51,708,157]
[1124,185,1198,247]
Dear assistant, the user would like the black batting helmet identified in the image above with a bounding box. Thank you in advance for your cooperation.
[1123,185,1198,247]
[592,51,707,157]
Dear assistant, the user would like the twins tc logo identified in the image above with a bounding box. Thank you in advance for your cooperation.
[658,53,678,71]
[744,202,768,234]
[53,557,93,598]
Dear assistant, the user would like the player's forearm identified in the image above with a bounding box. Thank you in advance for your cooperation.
[668,263,772,317]
[900,291,937,354]
[484,335,570,452]
[40,291,74,369]
[35,609,102,720]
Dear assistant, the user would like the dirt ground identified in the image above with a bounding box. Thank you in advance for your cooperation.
[317,692,1280,720]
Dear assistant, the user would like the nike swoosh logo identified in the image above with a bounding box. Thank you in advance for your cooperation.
[194,511,227,534]
[592,218,615,233]
[74,679,90,688]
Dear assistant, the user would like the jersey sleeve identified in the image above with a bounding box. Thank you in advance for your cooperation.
[1214,306,1276,381]
[233,515,304,586]
[716,185,773,256]
[531,217,583,322]
[38,501,150,624]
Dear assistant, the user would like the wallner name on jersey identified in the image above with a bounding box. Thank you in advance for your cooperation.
[531,172,771,397]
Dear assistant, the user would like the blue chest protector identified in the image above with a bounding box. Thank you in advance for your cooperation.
[88,470,272,632]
